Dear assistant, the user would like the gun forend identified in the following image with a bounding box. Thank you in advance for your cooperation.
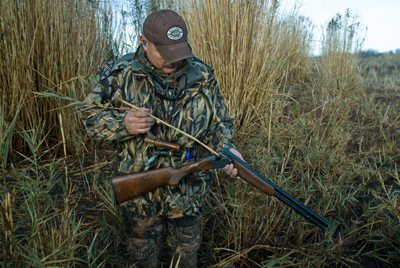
[234,160,275,196]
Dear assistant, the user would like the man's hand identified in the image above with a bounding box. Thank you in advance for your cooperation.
[125,108,155,134]
[223,148,244,179]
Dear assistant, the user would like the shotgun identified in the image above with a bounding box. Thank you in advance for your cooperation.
[112,148,330,230]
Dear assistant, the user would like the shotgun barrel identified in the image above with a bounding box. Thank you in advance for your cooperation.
[223,148,330,230]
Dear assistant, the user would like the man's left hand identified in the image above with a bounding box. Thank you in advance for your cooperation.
[223,148,244,179]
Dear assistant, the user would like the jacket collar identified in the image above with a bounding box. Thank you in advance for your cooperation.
[131,45,204,88]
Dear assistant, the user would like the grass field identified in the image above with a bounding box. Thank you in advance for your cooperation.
[1,0,399,267]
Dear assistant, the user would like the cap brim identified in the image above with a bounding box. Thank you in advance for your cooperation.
[155,41,193,63]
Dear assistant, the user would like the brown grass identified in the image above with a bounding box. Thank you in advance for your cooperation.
[166,0,313,140]
[361,57,400,98]
[0,0,113,159]
[0,0,399,267]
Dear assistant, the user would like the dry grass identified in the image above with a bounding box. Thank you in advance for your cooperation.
[0,0,113,159]
[360,57,400,99]
[165,0,313,140]
[1,0,400,267]
[178,2,399,267]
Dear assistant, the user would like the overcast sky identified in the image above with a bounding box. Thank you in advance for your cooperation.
[284,0,400,54]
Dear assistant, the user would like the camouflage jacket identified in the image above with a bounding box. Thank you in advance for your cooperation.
[81,46,235,218]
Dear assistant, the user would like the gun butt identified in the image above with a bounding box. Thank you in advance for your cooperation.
[112,158,214,205]
[112,167,176,204]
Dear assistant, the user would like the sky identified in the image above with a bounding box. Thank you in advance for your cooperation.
[283,0,400,54]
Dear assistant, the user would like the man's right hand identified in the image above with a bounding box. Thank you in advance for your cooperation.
[125,108,155,134]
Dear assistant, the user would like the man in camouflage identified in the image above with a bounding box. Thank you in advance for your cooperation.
[81,10,243,267]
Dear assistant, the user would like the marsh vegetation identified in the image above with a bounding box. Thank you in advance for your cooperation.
[1,0,399,267]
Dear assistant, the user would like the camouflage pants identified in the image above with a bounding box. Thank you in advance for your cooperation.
[122,209,200,268]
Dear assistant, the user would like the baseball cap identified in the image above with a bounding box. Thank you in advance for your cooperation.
[143,10,192,63]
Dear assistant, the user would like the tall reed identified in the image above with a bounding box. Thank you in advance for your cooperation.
[1,0,399,266]
[0,0,113,162]
[312,10,365,104]
[159,0,313,140]
[199,8,400,267]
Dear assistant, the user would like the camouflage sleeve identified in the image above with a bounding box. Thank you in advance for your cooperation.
[204,79,236,152]
[80,70,134,143]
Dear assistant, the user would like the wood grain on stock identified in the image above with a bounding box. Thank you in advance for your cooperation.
[113,158,213,204]
[234,160,276,196]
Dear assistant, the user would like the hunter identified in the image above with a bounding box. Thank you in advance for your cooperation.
[81,9,243,267]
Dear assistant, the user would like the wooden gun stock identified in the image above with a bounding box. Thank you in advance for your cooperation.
[112,158,213,204]
[112,155,276,205]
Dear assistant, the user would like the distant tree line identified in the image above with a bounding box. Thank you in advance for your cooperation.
[360,48,400,58]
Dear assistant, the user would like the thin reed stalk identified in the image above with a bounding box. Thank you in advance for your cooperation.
[0,0,113,162]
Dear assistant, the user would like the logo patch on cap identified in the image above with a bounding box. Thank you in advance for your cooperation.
[167,27,184,40]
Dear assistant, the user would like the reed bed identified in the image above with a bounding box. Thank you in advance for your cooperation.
[166,0,314,139]
[193,4,399,267]
[0,0,113,159]
[0,0,399,267]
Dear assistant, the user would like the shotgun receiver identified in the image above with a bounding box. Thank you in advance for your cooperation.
[112,148,330,230]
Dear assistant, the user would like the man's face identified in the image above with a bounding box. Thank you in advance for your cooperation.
[140,36,182,74]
